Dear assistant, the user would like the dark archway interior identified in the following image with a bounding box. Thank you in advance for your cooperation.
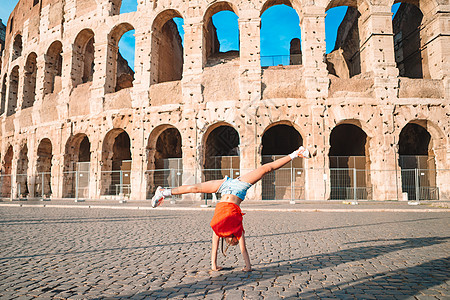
[329,124,366,157]
[37,139,53,197]
[205,125,240,169]
[329,124,368,200]
[262,124,302,156]
[112,131,131,171]
[1,147,13,197]
[393,3,426,78]
[398,123,436,200]
[399,123,430,156]
[79,136,91,162]
[155,128,182,169]
[17,146,29,196]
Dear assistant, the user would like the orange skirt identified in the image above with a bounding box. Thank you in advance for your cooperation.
[210,202,245,239]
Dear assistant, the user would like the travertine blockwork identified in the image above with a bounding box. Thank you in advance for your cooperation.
[0,0,449,201]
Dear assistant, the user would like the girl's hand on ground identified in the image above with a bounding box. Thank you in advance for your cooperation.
[211,266,223,271]
[242,267,252,272]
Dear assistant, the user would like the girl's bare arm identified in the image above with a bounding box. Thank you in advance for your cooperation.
[211,232,222,271]
[239,234,252,271]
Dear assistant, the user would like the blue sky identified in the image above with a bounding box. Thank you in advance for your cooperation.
[2,1,401,69]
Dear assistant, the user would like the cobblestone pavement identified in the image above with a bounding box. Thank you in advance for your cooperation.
[0,207,449,299]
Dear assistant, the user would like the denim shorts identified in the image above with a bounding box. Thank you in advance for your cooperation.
[217,176,252,201]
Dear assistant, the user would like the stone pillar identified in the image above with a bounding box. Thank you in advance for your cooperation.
[27,133,37,198]
[131,28,151,108]
[301,6,329,100]
[238,15,261,102]
[358,4,399,102]
[89,39,109,114]
[305,105,328,201]
[130,120,146,201]
[423,8,450,99]
[370,105,400,201]
[89,149,102,199]
[51,153,64,199]
[182,19,204,107]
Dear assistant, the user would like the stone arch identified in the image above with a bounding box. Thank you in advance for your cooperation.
[260,1,302,66]
[325,1,362,78]
[44,41,63,95]
[16,144,29,197]
[101,128,132,196]
[7,66,19,116]
[398,121,438,200]
[147,124,182,169]
[151,10,184,84]
[261,0,296,16]
[106,23,135,93]
[36,138,53,197]
[146,125,183,197]
[329,122,371,200]
[201,122,240,199]
[12,33,22,61]
[1,145,13,197]
[23,52,37,109]
[71,29,95,88]
[261,122,304,200]
[203,1,240,64]
[0,75,6,115]
[63,133,91,198]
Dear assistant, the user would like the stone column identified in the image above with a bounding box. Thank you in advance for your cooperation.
[423,8,450,99]
[238,14,261,102]
[51,153,64,199]
[89,39,109,114]
[89,149,102,200]
[305,105,328,201]
[182,18,204,107]
[131,27,151,108]
[358,4,399,102]
[301,5,329,100]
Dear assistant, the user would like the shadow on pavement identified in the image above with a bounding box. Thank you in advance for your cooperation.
[103,236,449,299]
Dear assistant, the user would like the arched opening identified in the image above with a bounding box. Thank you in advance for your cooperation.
[203,2,239,65]
[329,123,371,200]
[0,146,13,198]
[0,75,6,115]
[398,123,437,200]
[392,2,429,79]
[71,29,95,88]
[12,34,22,60]
[101,129,132,196]
[119,0,138,14]
[44,41,63,96]
[203,124,240,199]
[325,3,361,78]
[23,53,37,109]
[7,66,19,116]
[260,3,302,66]
[261,123,303,200]
[146,126,182,198]
[36,138,53,198]
[151,11,184,84]
[63,134,91,198]
[16,145,29,197]
[107,23,135,93]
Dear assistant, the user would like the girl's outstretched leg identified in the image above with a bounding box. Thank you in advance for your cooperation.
[151,179,224,208]
[239,146,313,185]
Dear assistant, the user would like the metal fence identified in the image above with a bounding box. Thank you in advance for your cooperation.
[1,167,447,201]
[100,170,131,197]
[261,54,302,67]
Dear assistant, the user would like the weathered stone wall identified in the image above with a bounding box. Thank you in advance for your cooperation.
[0,0,448,201]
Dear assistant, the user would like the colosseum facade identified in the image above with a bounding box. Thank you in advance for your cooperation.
[0,0,449,202]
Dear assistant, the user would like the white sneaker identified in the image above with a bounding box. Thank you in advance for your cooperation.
[297,146,314,159]
[151,186,165,208]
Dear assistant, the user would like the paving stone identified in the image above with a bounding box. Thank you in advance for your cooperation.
[1,208,449,299]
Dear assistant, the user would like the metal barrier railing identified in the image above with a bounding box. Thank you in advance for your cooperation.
[0,168,447,201]
[100,170,131,197]
[261,54,302,67]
